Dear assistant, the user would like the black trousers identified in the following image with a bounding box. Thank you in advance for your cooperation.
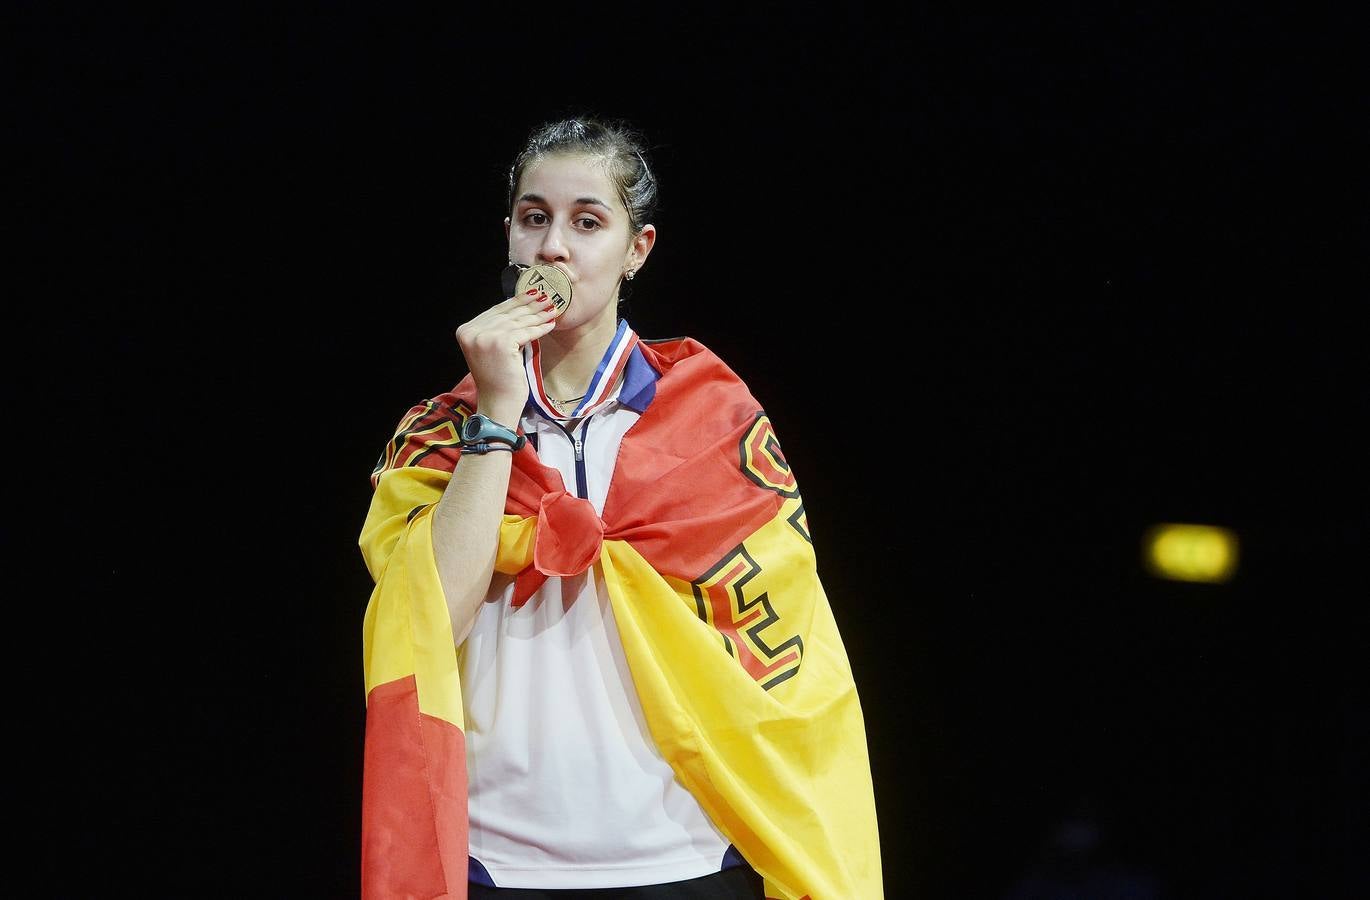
[468,863,765,899]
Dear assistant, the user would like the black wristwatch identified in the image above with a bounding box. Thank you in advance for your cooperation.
[460,413,527,454]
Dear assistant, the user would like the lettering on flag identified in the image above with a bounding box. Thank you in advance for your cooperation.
[691,545,804,691]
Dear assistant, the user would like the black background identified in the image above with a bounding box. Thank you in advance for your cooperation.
[19,4,1365,898]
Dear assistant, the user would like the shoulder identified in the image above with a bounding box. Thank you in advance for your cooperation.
[389,375,479,431]
[637,335,751,390]
[369,375,478,485]
[632,334,765,431]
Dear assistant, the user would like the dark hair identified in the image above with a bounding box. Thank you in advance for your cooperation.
[506,117,659,236]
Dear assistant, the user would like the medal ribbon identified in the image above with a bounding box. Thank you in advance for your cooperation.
[524,319,639,422]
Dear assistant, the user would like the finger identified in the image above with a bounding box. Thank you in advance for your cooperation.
[480,291,548,324]
[474,302,555,339]
[508,298,560,324]
[492,297,557,331]
[493,292,536,312]
[501,313,555,334]
[509,319,559,348]
[486,288,547,316]
[463,298,518,331]
[463,292,550,335]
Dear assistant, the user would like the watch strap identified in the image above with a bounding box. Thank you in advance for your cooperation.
[461,440,519,455]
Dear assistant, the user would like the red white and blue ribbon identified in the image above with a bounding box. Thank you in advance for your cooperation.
[524,319,640,422]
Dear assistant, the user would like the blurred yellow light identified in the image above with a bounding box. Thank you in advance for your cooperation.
[1143,523,1239,583]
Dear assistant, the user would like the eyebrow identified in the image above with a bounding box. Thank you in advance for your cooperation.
[517,193,613,213]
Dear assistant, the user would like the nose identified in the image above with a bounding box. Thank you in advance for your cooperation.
[536,222,569,263]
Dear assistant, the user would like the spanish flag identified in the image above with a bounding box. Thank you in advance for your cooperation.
[361,336,883,899]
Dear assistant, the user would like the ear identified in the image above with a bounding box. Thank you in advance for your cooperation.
[627,224,657,270]
[504,216,511,242]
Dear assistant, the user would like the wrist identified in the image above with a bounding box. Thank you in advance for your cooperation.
[477,403,525,428]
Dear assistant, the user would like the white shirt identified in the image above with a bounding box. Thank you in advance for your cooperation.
[457,352,734,889]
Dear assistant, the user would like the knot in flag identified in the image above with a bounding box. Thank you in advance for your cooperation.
[509,485,605,608]
[532,489,605,578]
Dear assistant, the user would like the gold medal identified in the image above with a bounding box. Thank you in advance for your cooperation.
[514,264,572,318]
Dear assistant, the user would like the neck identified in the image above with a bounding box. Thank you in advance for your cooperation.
[537,310,621,401]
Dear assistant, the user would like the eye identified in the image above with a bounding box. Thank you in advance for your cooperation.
[522,212,548,226]
[575,216,602,231]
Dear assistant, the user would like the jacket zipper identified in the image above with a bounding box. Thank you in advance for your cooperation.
[572,419,590,500]
[555,417,592,500]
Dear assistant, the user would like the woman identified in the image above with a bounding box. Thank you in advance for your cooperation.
[360,118,882,899]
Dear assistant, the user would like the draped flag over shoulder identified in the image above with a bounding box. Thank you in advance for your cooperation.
[360,336,884,900]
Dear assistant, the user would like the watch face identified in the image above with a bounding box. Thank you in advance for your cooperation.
[461,415,482,442]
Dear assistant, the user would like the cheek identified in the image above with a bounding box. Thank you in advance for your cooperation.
[566,276,617,324]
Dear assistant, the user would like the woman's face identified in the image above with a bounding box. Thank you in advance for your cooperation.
[505,152,653,334]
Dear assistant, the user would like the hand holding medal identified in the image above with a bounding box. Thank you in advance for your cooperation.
[451,264,564,423]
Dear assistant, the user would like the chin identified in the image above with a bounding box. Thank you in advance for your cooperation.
[553,310,587,332]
